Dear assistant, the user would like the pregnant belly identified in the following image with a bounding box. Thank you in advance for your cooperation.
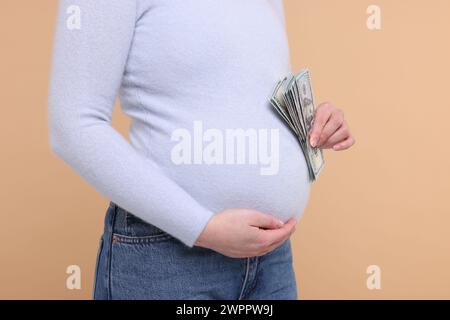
[155,132,311,222]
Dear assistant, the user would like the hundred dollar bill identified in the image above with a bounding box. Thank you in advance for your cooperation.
[295,70,324,179]
[269,69,324,181]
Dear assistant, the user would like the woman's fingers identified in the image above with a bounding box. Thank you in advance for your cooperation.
[321,123,350,149]
[332,135,356,151]
[308,101,355,151]
[195,209,297,258]
[316,109,345,148]
[309,102,333,147]
[258,225,296,256]
[261,218,296,246]
[248,211,284,229]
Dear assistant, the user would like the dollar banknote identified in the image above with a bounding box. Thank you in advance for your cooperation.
[269,69,324,181]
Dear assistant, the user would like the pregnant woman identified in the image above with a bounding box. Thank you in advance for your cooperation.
[49,0,354,300]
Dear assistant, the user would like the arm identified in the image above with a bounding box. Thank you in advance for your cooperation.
[48,0,214,247]
[49,0,297,257]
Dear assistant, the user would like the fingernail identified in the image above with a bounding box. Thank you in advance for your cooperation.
[333,144,340,150]
[310,136,317,147]
[277,219,284,227]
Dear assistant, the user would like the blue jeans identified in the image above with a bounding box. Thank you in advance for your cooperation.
[93,202,297,300]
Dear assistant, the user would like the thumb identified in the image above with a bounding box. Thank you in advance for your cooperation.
[249,212,284,229]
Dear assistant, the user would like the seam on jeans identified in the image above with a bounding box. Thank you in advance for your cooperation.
[246,257,260,297]
[124,211,130,236]
[112,232,173,243]
[92,236,104,299]
[106,204,118,300]
[238,258,251,300]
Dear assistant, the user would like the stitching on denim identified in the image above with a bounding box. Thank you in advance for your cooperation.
[246,257,260,297]
[115,204,170,240]
[238,258,251,300]
[92,236,104,299]
[112,232,173,244]
[124,210,130,236]
[106,204,118,300]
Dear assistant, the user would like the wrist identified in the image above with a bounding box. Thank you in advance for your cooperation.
[194,231,209,248]
[194,217,215,249]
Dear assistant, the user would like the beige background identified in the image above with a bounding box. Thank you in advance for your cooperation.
[1,0,449,299]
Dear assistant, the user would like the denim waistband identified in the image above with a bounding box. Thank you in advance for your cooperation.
[105,202,169,238]
[104,202,127,235]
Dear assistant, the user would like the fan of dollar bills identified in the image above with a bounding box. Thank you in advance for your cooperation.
[269,69,324,181]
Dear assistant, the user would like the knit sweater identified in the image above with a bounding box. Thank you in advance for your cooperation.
[48,0,310,247]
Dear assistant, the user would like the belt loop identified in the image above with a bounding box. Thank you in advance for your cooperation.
[106,201,118,235]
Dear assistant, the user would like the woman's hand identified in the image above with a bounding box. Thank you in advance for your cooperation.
[195,209,297,258]
[309,102,355,151]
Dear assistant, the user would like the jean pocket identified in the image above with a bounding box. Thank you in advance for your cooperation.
[112,208,174,244]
